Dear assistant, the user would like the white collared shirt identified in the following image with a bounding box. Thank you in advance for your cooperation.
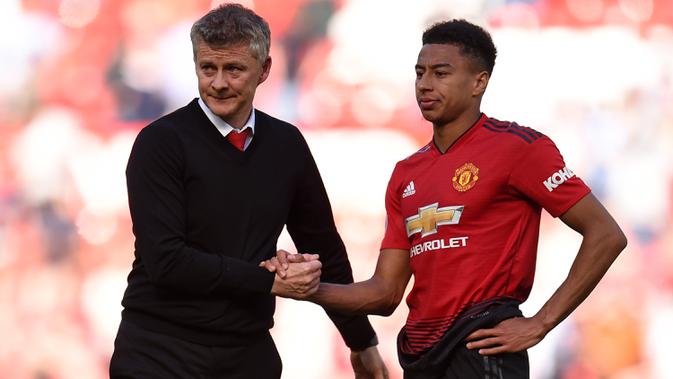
[198,98,255,150]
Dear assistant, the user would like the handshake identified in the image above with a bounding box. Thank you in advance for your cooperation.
[259,250,322,300]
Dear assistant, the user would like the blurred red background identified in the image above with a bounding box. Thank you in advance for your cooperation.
[1,0,672,378]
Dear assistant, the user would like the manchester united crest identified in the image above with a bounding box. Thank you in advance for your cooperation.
[452,163,479,192]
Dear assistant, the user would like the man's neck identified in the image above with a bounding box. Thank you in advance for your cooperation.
[432,109,482,154]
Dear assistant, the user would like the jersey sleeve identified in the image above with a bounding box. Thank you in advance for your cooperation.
[380,163,411,250]
[508,136,591,217]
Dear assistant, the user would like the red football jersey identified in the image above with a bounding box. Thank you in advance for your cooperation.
[381,114,591,355]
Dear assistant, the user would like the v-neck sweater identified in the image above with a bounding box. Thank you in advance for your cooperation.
[121,99,375,348]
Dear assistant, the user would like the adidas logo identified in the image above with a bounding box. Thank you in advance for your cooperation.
[402,181,416,198]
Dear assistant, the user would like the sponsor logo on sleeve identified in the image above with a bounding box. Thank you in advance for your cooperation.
[543,167,575,192]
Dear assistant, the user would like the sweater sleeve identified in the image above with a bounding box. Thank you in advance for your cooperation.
[285,131,376,351]
[126,124,275,296]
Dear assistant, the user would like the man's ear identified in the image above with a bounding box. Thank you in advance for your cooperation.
[258,56,272,85]
[473,70,490,97]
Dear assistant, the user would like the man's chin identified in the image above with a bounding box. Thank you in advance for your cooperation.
[420,111,438,123]
[206,96,230,106]
[420,112,454,127]
[205,101,233,116]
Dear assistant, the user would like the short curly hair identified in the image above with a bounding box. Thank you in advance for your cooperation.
[190,3,271,62]
[422,19,497,74]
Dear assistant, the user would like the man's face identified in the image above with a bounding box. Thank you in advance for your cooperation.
[195,40,271,128]
[415,44,484,125]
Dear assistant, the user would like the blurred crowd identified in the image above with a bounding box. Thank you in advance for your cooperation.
[1,0,672,378]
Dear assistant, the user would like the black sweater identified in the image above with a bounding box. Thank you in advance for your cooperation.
[121,99,375,348]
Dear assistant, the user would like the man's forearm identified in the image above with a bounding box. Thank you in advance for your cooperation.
[310,277,402,316]
[265,248,411,316]
[533,228,627,333]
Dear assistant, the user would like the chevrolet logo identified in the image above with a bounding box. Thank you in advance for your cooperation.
[405,203,464,237]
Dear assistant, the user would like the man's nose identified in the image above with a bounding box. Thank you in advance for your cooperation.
[416,73,431,91]
[211,71,228,91]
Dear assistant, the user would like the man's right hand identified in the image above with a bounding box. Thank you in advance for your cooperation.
[269,258,322,299]
[260,249,319,278]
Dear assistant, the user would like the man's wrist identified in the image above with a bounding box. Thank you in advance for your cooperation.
[532,307,557,335]
[350,334,379,352]
[333,314,377,351]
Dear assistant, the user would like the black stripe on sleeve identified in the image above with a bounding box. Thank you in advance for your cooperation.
[483,122,533,143]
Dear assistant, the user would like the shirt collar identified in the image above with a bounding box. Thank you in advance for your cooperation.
[197,97,255,136]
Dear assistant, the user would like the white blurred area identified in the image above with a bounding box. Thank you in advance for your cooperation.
[1,0,672,378]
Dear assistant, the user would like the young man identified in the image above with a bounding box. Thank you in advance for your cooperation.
[110,3,386,378]
[265,19,627,378]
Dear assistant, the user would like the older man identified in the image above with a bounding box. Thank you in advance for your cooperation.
[110,3,386,378]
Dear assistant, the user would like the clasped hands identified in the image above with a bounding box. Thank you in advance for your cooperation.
[260,249,321,300]
[260,250,389,379]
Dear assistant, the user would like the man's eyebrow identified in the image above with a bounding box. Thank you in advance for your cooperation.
[415,63,454,70]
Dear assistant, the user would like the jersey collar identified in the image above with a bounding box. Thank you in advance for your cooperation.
[430,113,487,155]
